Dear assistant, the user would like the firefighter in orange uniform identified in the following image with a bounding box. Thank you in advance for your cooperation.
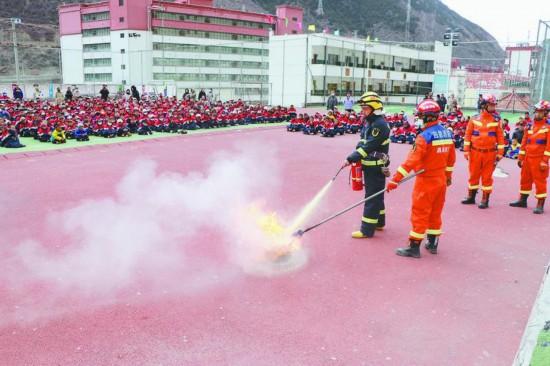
[461,94,505,208]
[509,100,550,214]
[386,99,455,258]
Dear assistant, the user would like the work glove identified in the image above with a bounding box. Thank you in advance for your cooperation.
[386,180,399,192]
[496,155,503,162]
[541,161,549,171]
[518,160,523,168]
[381,167,391,178]
[464,152,469,161]
[446,177,452,187]
[342,160,351,168]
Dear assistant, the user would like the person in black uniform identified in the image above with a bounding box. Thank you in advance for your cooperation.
[343,92,391,238]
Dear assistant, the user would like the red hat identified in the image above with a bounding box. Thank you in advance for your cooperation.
[417,99,441,117]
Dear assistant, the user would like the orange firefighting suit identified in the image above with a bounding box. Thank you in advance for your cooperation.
[518,119,550,199]
[463,111,505,193]
[390,122,456,240]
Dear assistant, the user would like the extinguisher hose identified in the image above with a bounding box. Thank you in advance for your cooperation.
[292,169,425,237]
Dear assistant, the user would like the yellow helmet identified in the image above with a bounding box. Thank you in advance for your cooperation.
[357,92,383,110]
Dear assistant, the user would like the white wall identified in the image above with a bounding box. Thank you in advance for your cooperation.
[508,49,532,77]
[60,34,84,84]
[109,30,151,85]
[269,36,308,107]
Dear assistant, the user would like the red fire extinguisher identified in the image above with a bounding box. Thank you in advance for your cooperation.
[350,162,363,191]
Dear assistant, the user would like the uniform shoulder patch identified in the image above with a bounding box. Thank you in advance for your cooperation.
[372,128,380,137]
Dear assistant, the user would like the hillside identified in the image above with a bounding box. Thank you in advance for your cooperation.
[0,0,503,81]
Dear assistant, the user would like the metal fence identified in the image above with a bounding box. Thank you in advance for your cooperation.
[532,20,550,102]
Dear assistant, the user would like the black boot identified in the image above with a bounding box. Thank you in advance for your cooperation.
[510,194,529,208]
[534,199,545,214]
[461,190,477,204]
[396,240,421,258]
[425,234,439,254]
[478,192,490,209]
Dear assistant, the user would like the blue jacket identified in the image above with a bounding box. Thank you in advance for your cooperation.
[74,129,88,139]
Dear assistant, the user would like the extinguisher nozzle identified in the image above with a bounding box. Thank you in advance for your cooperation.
[292,229,305,237]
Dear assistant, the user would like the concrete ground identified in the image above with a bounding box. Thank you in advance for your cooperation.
[0,126,548,365]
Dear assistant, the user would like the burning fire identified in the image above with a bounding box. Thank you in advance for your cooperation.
[247,206,302,261]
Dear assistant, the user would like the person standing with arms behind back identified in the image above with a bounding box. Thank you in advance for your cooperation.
[509,100,550,214]
[327,90,338,112]
[461,94,504,209]
[343,92,390,239]
[386,99,455,258]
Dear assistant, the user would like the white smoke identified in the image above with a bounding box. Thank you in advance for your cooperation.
[0,143,306,326]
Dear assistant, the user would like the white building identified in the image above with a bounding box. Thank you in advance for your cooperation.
[269,33,452,107]
[58,0,288,102]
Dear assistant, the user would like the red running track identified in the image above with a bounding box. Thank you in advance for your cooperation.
[0,127,548,365]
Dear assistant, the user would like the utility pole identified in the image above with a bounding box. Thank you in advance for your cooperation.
[405,0,411,42]
[11,17,22,85]
[316,0,324,16]
[443,28,460,95]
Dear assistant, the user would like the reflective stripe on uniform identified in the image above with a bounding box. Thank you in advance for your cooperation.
[536,193,548,198]
[409,231,425,239]
[362,217,378,224]
[359,139,367,143]
[356,147,368,158]
[397,166,409,177]
[382,139,390,145]
[446,166,454,172]
[361,159,385,166]
[472,121,482,127]
[519,150,526,155]
[464,141,471,146]
[545,151,550,157]
[487,123,499,128]
[426,229,442,235]
[497,145,505,149]
[432,139,453,146]
[469,184,480,189]
[520,190,531,195]
[481,185,493,191]
[379,209,386,215]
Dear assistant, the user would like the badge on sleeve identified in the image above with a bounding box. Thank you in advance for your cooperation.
[371,128,380,137]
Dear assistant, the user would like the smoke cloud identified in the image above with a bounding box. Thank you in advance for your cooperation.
[0,143,307,326]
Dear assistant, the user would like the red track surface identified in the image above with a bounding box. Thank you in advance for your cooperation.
[1,127,549,365]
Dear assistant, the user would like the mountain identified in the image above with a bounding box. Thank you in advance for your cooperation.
[245,0,504,64]
[0,0,503,81]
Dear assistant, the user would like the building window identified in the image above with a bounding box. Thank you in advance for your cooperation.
[152,11,271,30]
[119,0,124,5]
[152,42,269,56]
[152,27,268,42]
[119,17,125,23]
[121,49,125,54]
[120,33,125,38]
[82,28,110,37]
[81,12,110,22]
[84,58,112,67]
[84,73,112,82]
[121,64,126,70]
[83,43,111,52]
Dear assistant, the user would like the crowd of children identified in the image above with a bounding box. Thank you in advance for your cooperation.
[286,105,535,161]
[0,95,293,149]
[286,110,362,137]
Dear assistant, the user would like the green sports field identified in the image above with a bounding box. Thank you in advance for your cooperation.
[0,122,287,155]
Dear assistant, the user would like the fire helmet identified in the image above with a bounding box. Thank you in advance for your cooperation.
[357,92,383,110]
